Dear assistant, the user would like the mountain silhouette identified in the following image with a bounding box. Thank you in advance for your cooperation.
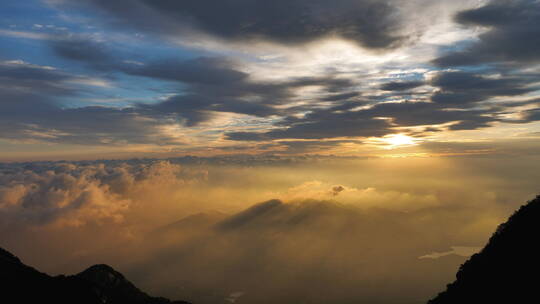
[429,195,540,303]
[151,211,228,237]
[0,246,190,304]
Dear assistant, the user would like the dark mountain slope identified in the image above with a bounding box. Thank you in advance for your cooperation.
[151,211,228,237]
[0,246,189,304]
[429,195,540,303]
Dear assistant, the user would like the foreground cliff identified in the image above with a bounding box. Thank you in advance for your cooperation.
[429,195,540,303]
[0,246,189,304]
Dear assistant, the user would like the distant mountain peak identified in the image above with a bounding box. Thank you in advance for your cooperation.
[77,264,128,288]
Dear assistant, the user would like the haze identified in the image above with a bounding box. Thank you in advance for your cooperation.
[1,0,540,303]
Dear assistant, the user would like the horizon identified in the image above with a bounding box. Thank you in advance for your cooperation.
[1,0,540,303]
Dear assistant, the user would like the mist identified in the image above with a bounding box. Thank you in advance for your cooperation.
[1,155,539,304]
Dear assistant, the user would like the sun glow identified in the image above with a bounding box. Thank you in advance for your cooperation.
[382,134,418,148]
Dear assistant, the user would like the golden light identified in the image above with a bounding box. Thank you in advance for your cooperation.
[381,134,417,148]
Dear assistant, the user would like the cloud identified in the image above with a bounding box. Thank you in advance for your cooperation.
[226,67,540,142]
[125,57,248,85]
[0,57,241,144]
[226,98,505,141]
[522,108,540,123]
[228,115,392,141]
[0,105,186,146]
[380,80,424,91]
[133,197,502,304]
[47,38,358,127]
[50,38,113,66]
[0,163,129,227]
[56,0,409,50]
[0,29,56,41]
[433,0,540,66]
[273,181,442,210]
[0,59,190,145]
[321,92,360,102]
[430,71,535,105]
[0,161,206,227]
[0,60,75,96]
[2,157,538,303]
[3,1,538,154]
[133,69,354,127]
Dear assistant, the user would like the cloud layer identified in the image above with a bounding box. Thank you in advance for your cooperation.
[3,157,539,303]
[434,0,540,67]
[57,0,409,49]
[0,0,538,157]
[0,160,207,226]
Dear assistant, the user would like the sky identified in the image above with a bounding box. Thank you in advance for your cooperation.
[1,1,540,304]
[0,0,539,161]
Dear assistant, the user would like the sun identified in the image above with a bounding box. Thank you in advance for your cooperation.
[381,134,417,148]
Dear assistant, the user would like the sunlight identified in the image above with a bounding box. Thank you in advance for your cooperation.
[382,134,418,149]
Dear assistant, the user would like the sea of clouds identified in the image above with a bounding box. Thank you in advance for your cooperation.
[1,156,538,304]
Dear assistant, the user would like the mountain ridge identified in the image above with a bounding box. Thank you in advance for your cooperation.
[0,246,190,304]
[429,195,540,303]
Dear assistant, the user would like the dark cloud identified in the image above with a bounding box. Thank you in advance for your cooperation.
[131,71,355,126]
[424,0,540,140]
[269,116,391,139]
[0,52,360,145]
[123,57,248,85]
[49,38,250,87]
[367,101,493,127]
[10,11,536,149]
[522,108,540,123]
[50,38,112,67]
[0,62,186,145]
[227,116,392,141]
[0,104,183,146]
[321,92,360,102]
[0,61,75,96]
[48,38,357,126]
[220,70,536,142]
[380,81,424,91]
[447,117,494,131]
[1,35,363,145]
[0,53,355,145]
[434,0,540,66]
[430,71,535,105]
[63,0,407,49]
[226,98,504,141]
